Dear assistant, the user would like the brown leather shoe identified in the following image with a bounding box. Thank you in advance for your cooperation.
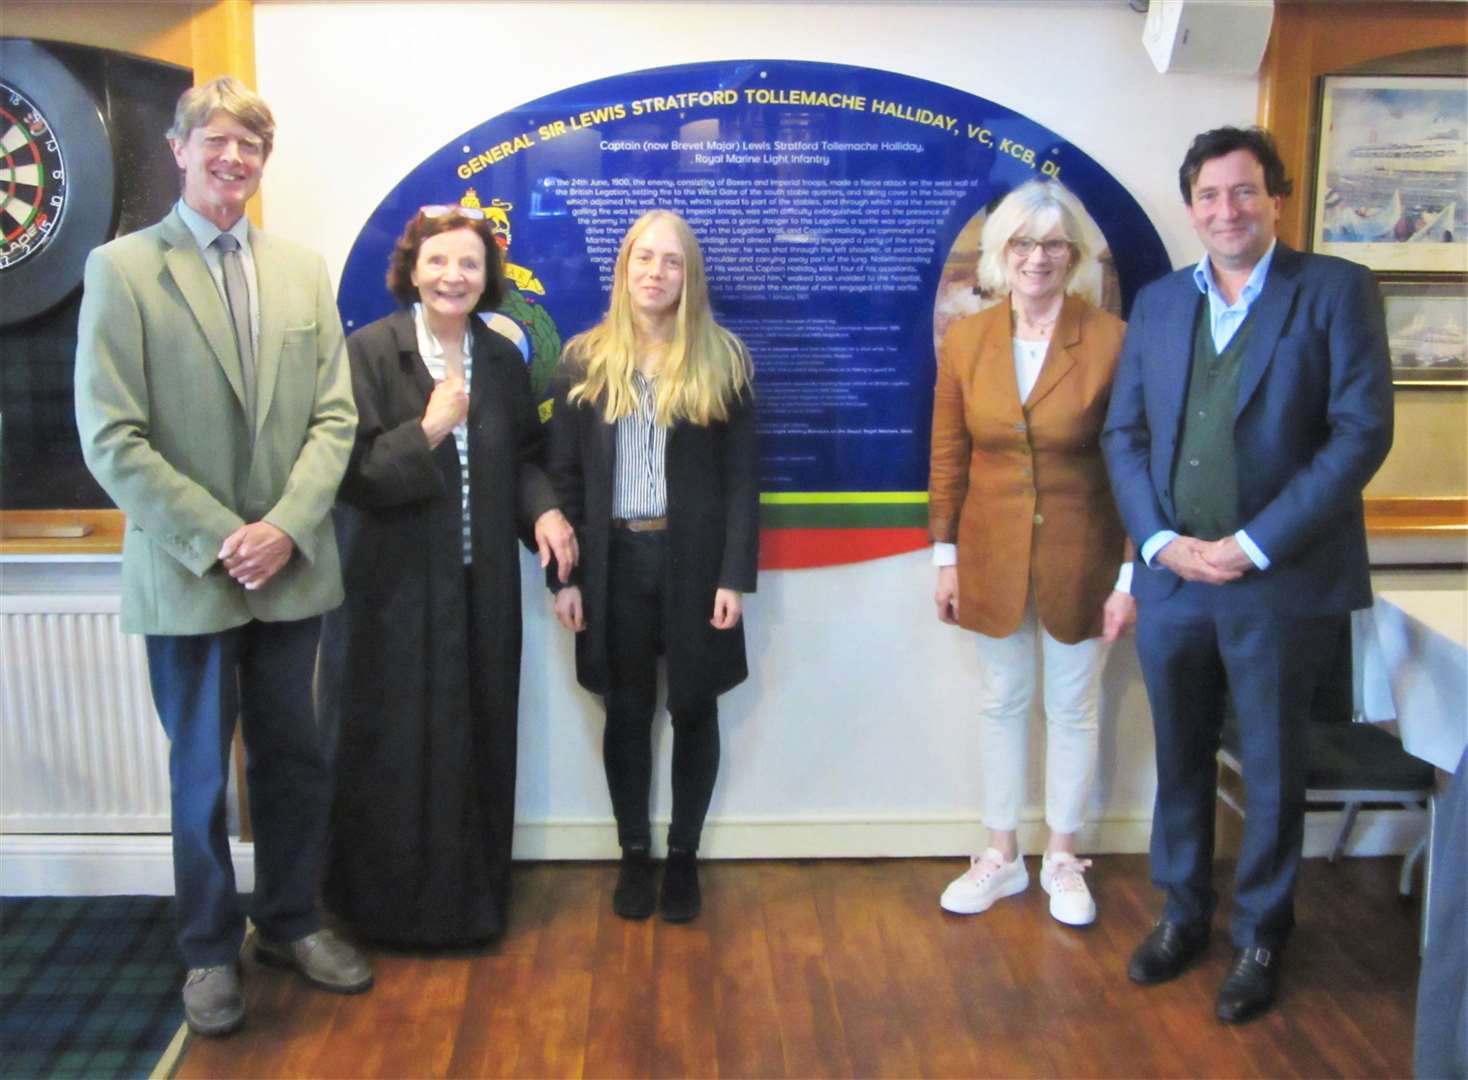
[254,929,373,993]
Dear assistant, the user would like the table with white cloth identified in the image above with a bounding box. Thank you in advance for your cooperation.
[1351,586,1467,969]
[1361,586,1468,1080]
[1354,589,1468,773]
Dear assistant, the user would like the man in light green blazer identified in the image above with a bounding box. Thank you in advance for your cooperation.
[74,77,370,1037]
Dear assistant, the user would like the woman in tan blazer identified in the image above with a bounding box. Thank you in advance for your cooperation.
[928,180,1135,927]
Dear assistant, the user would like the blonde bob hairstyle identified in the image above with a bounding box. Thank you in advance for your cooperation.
[167,76,276,160]
[566,209,751,427]
[976,179,1094,297]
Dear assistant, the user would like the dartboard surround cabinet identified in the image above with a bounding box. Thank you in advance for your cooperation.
[0,40,116,327]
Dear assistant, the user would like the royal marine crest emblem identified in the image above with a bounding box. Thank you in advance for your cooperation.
[459,188,562,406]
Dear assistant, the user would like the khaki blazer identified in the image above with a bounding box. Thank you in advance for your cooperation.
[929,295,1127,644]
[75,206,356,635]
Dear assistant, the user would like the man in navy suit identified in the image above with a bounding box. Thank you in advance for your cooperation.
[1102,127,1392,1023]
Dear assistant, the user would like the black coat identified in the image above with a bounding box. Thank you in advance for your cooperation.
[546,363,759,710]
[320,309,558,945]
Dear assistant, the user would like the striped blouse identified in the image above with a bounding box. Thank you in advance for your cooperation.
[413,304,473,564]
[611,370,668,521]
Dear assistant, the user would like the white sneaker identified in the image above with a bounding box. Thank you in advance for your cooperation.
[1040,851,1096,926]
[939,848,1029,914]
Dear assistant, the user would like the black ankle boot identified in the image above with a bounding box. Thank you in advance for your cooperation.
[659,848,701,922]
[613,848,656,920]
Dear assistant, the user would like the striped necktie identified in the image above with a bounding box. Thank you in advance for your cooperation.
[213,233,256,426]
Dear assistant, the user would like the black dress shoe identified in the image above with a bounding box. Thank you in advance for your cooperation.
[1216,945,1281,1023]
[659,849,701,923]
[1127,921,1211,985]
[613,849,657,920]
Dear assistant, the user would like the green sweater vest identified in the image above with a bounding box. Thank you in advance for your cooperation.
[1171,301,1254,540]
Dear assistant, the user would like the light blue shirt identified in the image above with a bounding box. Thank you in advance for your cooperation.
[175,200,259,353]
[1193,241,1276,353]
[1140,245,1276,573]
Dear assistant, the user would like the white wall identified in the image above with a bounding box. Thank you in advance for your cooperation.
[253,0,1261,857]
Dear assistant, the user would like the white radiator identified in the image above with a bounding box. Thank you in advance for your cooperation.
[0,595,171,833]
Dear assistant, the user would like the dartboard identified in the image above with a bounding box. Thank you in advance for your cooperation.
[0,40,114,327]
[0,81,67,272]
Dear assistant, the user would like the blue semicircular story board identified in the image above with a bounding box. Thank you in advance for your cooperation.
[339,59,1170,498]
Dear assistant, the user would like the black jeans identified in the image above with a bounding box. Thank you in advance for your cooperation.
[603,529,720,853]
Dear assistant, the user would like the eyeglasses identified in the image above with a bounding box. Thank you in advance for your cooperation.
[419,205,486,220]
[1008,236,1072,258]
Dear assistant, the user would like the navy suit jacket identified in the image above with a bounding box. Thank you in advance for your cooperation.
[1101,243,1393,615]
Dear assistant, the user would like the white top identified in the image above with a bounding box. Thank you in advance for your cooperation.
[1012,336,1048,403]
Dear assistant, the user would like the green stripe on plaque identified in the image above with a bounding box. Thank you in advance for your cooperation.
[759,492,928,529]
[761,492,928,505]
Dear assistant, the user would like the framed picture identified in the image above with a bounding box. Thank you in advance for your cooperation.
[1380,279,1467,387]
[1311,75,1468,275]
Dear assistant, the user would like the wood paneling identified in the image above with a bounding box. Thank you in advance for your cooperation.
[189,0,262,228]
[0,509,125,555]
[1258,1,1468,249]
[0,2,196,68]
[1258,1,1468,505]
[1365,495,1468,536]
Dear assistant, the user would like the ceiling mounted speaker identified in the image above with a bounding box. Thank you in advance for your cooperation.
[1143,0,1276,75]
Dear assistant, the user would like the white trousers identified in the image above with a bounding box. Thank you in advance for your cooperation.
[974,593,1108,836]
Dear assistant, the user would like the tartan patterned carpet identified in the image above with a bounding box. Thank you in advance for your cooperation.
[1,896,185,1080]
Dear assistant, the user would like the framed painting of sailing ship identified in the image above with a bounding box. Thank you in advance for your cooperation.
[1380,280,1467,387]
[1312,75,1468,275]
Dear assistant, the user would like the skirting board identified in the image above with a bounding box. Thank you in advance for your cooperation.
[0,809,1425,896]
[2,836,255,897]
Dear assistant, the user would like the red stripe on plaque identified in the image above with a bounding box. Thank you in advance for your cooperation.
[758,527,929,570]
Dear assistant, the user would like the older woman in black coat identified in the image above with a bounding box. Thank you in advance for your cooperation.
[320,207,575,946]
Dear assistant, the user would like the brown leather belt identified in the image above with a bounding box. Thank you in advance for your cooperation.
[612,516,668,532]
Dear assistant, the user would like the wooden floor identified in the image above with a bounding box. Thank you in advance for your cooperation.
[176,855,1420,1078]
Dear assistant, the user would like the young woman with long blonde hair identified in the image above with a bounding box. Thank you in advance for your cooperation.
[547,210,758,922]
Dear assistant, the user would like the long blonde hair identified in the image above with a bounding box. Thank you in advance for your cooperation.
[566,210,751,426]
